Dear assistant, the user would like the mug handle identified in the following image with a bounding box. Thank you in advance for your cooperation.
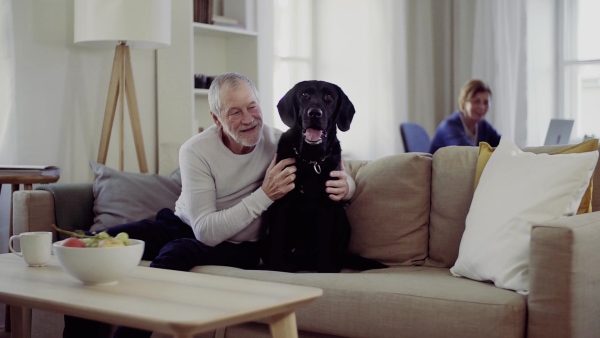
[9,235,23,257]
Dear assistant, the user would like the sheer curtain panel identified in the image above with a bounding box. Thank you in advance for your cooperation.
[0,0,15,254]
[471,0,527,146]
[0,0,15,163]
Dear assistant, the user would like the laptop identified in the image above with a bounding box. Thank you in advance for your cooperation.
[544,119,574,145]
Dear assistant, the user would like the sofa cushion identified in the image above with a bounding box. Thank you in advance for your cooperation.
[345,153,431,266]
[426,146,479,267]
[194,265,526,338]
[475,138,599,214]
[90,162,182,232]
[450,137,598,293]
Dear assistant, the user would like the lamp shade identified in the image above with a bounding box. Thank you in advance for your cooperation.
[74,0,171,49]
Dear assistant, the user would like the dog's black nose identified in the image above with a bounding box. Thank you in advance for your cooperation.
[308,108,323,118]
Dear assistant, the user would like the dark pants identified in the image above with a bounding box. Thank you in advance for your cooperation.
[63,209,262,338]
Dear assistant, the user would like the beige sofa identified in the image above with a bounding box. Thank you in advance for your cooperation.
[12,144,600,338]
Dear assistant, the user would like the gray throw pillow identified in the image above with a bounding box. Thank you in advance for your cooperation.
[170,167,182,186]
[90,162,182,232]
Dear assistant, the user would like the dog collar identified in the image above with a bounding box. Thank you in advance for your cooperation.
[293,147,331,174]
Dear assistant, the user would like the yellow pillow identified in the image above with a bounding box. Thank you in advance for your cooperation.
[474,138,599,214]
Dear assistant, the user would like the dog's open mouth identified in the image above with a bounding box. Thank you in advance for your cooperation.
[303,128,326,145]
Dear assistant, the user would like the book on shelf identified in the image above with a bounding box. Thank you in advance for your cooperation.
[193,0,199,22]
[0,165,61,176]
[194,0,213,24]
[211,15,243,28]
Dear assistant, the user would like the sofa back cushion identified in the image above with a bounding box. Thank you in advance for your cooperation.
[426,147,479,267]
[90,162,182,232]
[345,153,431,266]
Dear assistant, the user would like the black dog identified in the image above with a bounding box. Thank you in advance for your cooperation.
[263,80,387,273]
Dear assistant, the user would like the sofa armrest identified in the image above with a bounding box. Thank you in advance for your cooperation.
[13,190,56,238]
[12,183,94,240]
[528,211,600,337]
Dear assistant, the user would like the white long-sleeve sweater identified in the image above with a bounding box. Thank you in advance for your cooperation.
[174,124,281,246]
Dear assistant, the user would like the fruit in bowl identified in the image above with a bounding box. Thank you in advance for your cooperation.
[60,230,131,248]
[52,227,144,285]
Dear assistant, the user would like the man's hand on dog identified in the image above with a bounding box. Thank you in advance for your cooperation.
[263,155,296,201]
[264,156,352,202]
[326,160,353,202]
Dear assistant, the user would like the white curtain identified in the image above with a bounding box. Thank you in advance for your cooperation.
[0,0,15,163]
[0,0,15,254]
[313,0,402,160]
[471,0,528,146]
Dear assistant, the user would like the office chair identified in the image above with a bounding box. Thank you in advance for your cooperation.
[400,122,431,153]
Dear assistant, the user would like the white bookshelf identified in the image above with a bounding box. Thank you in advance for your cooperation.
[157,0,258,174]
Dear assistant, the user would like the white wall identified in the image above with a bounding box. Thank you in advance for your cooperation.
[0,0,158,252]
[12,0,157,179]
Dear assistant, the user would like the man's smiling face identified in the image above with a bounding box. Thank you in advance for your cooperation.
[213,81,263,154]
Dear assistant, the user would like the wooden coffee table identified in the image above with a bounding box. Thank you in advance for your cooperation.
[0,254,322,338]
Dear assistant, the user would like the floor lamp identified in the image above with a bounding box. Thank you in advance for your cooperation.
[74,0,171,173]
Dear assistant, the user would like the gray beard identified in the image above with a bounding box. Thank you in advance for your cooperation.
[224,122,263,147]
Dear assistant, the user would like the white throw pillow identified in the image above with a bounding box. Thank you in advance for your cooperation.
[450,137,598,293]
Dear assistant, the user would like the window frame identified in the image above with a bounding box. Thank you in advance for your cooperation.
[557,0,600,139]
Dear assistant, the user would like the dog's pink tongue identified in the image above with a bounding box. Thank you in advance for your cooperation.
[305,128,323,142]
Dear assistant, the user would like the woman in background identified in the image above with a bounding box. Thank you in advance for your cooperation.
[429,79,501,154]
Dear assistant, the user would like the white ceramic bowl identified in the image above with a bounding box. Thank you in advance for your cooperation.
[53,239,144,285]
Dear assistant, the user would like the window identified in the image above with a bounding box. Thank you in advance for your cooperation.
[272,0,313,130]
[560,0,600,140]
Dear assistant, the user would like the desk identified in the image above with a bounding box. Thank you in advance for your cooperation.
[0,254,322,338]
[0,173,59,333]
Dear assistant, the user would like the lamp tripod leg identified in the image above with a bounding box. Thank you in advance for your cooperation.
[123,45,149,173]
[97,45,123,165]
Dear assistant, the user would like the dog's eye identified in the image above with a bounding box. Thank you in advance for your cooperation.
[324,94,333,102]
[301,93,309,100]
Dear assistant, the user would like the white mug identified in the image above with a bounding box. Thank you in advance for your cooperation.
[9,231,52,266]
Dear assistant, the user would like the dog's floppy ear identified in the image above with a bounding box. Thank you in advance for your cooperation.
[277,83,302,128]
[334,85,355,132]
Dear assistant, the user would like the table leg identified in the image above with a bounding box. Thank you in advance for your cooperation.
[3,308,8,333]
[9,184,18,237]
[268,311,298,338]
[9,305,31,338]
[4,184,20,333]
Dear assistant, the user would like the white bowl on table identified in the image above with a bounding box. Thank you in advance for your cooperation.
[53,239,145,285]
